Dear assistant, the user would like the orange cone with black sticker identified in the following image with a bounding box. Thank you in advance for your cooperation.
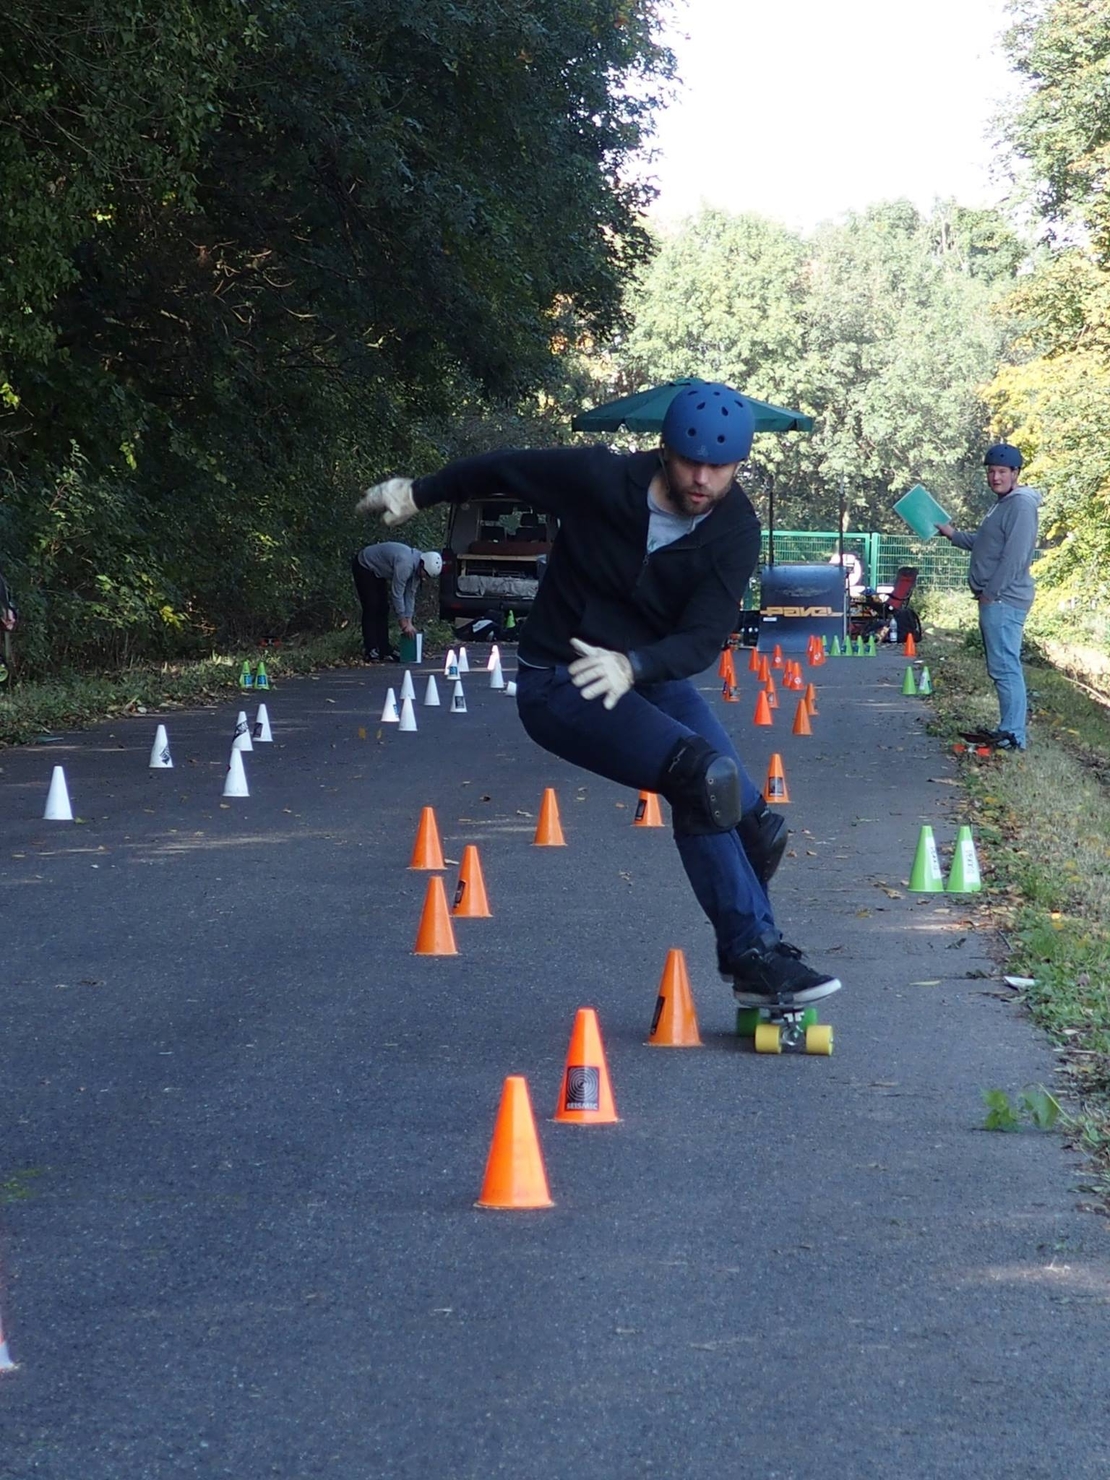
[413,875,458,955]
[764,675,778,709]
[554,1008,619,1124]
[791,699,812,736]
[633,791,664,827]
[647,948,703,1047]
[452,844,492,917]
[476,1076,554,1209]
[753,690,773,727]
[763,753,790,804]
[534,788,566,846]
[409,806,446,870]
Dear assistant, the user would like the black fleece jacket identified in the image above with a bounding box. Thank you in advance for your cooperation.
[413,446,761,684]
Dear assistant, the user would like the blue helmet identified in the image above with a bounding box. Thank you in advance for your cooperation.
[984,442,1023,470]
[661,382,755,464]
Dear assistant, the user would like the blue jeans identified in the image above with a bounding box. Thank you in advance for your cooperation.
[979,600,1028,747]
[515,666,776,964]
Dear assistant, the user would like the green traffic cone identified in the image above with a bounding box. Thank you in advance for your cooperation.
[830,635,842,657]
[255,659,271,692]
[505,609,516,631]
[822,635,829,653]
[901,666,917,696]
[239,660,254,690]
[946,825,982,893]
[917,666,933,696]
[867,634,877,656]
[856,635,866,656]
[909,825,945,892]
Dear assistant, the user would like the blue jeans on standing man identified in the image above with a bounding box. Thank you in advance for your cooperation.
[979,599,1028,748]
[515,665,776,968]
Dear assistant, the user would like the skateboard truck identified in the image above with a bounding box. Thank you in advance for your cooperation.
[735,996,834,1056]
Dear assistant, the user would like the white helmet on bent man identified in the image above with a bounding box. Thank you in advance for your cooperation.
[420,550,444,578]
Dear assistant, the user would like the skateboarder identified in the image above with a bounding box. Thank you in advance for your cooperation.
[350,542,443,662]
[356,382,840,1004]
[937,443,1040,751]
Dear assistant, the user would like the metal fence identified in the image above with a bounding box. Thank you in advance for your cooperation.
[757,531,972,594]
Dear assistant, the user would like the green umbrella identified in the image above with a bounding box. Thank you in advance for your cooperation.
[571,378,814,436]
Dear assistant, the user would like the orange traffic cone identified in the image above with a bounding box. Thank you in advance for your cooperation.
[633,791,664,827]
[748,646,761,673]
[811,641,826,667]
[904,631,917,658]
[763,753,790,804]
[721,675,739,703]
[554,1008,619,1124]
[764,675,778,709]
[804,682,819,716]
[452,844,492,917]
[647,948,703,1047]
[534,787,566,846]
[476,1076,554,1209]
[753,690,773,726]
[717,648,731,679]
[757,654,770,683]
[771,644,784,669]
[791,699,812,736]
[413,875,458,955]
[409,806,446,869]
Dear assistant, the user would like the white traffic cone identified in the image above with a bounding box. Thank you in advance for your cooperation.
[0,1301,16,1372]
[232,710,253,751]
[223,748,250,797]
[505,680,517,697]
[380,687,400,723]
[43,765,73,821]
[149,724,173,769]
[400,669,416,703]
[252,703,273,742]
[398,695,418,731]
[489,657,505,690]
[444,648,458,680]
[457,646,470,674]
[450,680,467,714]
[487,643,501,672]
[423,675,440,707]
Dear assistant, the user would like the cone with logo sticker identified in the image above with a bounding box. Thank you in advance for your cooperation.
[917,666,933,696]
[763,753,790,804]
[238,660,254,690]
[253,703,273,742]
[554,1008,619,1124]
[444,648,459,679]
[533,787,566,846]
[233,710,253,751]
[764,675,778,709]
[908,825,945,893]
[753,690,773,727]
[255,660,271,691]
[43,765,73,821]
[946,825,982,893]
[476,1076,553,1210]
[791,699,812,736]
[646,948,702,1047]
[771,644,784,669]
[413,875,458,955]
[409,806,446,869]
[452,844,492,917]
[149,724,173,769]
[449,680,467,714]
[633,791,664,827]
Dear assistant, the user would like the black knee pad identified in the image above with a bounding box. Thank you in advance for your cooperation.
[659,736,742,836]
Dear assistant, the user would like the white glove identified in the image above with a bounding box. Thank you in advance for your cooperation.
[568,638,634,710]
[355,477,417,526]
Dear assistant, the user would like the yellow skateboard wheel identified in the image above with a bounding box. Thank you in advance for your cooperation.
[754,1023,782,1054]
[805,1024,834,1056]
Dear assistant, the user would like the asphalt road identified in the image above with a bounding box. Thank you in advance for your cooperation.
[1,648,1107,1479]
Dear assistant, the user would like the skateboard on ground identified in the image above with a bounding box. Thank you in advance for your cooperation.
[734,984,840,1056]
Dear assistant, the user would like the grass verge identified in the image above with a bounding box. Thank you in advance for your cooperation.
[922,614,1110,1203]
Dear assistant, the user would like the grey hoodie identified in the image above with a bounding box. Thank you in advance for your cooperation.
[948,485,1041,611]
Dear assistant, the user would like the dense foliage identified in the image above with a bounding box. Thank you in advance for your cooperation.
[0,0,672,671]
[606,201,1017,529]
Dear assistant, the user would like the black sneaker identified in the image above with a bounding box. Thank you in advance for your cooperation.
[365,648,383,662]
[990,731,1024,751]
[738,801,788,888]
[728,939,842,1005]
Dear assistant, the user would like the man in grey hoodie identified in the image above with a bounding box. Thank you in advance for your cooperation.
[937,444,1040,750]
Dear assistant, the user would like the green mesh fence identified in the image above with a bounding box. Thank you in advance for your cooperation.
[754,531,972,594]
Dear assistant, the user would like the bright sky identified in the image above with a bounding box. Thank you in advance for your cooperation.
[646,0,1018,232]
